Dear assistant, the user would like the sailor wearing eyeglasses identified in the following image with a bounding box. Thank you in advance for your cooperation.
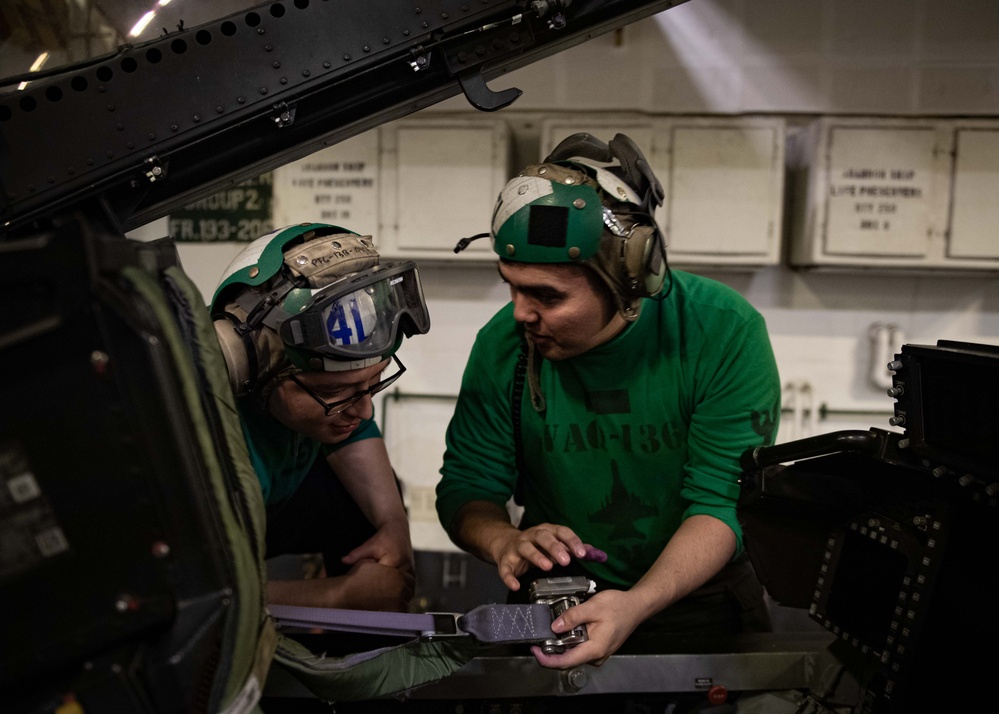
[211,223,431,612]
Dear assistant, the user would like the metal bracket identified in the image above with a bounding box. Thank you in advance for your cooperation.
[143,156,166,184]
[409,46,432,72]
[271,102,297,128]
[442,21,535,112]
[530,0,572,29]
[421,612,466,640]
[457,69,522,112]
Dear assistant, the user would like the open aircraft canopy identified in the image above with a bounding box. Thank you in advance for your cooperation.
[0,0,690,238]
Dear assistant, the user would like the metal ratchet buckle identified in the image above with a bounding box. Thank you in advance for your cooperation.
[529,575,595,655]
[420,612,465,640]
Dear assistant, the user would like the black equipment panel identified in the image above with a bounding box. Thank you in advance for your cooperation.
[888,340,999,482]
[739,341,999,713]
[0,225,236,713]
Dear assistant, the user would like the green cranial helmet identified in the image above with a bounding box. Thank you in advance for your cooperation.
[211,223,431,396]
[490,133,669,320]
[492,164,606,264]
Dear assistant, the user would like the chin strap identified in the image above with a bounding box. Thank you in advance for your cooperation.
[526,338,547,414]
[523,313,627,417]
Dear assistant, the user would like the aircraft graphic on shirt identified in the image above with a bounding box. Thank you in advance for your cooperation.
[751,405,779,444]
[588,459,657,540]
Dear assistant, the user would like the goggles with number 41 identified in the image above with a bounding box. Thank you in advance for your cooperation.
[280,261,431,362]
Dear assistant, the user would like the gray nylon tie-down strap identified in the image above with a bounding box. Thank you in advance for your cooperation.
[458,603,557,644]
[267,603,556,645]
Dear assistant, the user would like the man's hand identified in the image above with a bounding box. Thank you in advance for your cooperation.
[333,559,415,612]
[528,515,740,669]
[529,589,647,669]
[491,523,604,591]
[450,502,608,591]
[266,559,415,612]
[341,516,415,574]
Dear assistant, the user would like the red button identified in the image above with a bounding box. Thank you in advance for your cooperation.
[707,685,728,705]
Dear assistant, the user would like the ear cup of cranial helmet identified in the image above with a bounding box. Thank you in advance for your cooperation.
[621,225,667,296]
[213,316,255,396]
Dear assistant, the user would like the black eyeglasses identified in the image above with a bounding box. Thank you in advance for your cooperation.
[289,355,406,416]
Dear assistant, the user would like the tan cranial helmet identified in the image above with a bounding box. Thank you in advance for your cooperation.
[210,223,431,396]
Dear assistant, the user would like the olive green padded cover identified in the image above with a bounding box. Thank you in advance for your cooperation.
[123,264,276,712]
[129,254,478,706]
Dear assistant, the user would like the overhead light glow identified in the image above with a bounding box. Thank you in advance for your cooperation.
[653,1,814,112]
[18,51,50,89]
[130,10,156,37]
[29,52,50,72]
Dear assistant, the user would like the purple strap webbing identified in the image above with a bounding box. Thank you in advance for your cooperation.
[267,603,557,644]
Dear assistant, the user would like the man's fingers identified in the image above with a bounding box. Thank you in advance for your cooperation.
[512,535,555,570]
[494,524,595,591]
[551,600,589,633]
[497,549,534,591]
[529,642,597,670]
[501,572,522,591]
[549,526,587,560]
[522,525,587,565]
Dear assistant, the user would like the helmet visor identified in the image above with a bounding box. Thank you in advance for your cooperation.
[279,261,430,361]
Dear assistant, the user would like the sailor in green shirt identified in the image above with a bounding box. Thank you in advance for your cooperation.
[437,134,781,669]
[212,223,431,612]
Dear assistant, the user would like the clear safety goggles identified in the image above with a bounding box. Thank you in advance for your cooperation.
[279,261,430,360]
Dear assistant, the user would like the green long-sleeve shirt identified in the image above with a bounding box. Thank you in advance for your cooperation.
[436,270,781,589]
[238,399,380,506]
